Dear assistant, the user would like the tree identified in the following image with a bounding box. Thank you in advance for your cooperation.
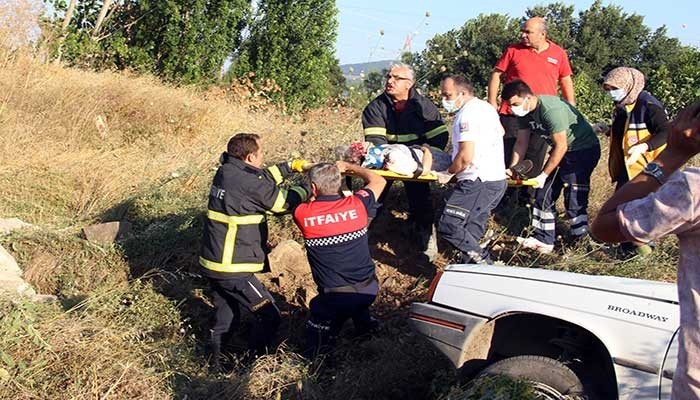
[127,0,249,83]
[526,2,575,51]
[231,0,340,110]
[413,14,519,95]
[363,69,385,97]
[570,0,649,78]
[409,1,699,121]
[47,0,250,84]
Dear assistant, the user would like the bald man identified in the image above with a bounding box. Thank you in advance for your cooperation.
[487,17,575,196]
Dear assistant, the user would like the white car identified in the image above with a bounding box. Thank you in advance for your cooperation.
[409,264,680,400]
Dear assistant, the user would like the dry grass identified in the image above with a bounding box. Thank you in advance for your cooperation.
[0,281,183,400]
[0,57,362,227]
[0,55,696,400]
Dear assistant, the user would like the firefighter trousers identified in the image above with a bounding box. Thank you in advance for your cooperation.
[208,274,280,364]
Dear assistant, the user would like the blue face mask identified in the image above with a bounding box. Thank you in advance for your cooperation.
[607,88,627,102]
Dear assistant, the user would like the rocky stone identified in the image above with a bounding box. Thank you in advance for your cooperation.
[83,221,131,244]
[0,218,33,235]
[0,244,57,303]
[264,240,317,308]
[0,244,35,297]
[268,240,310,278]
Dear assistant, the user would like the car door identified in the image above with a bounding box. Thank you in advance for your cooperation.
[659,327,680,399]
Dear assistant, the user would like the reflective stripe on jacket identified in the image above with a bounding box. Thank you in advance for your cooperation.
[362,87,448,150]
[199,154,308,278]
[608,91,669,182]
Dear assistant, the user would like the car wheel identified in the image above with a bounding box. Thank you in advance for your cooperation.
[480,355,586,399]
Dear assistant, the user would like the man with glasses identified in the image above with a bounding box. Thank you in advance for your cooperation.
[361,62,448,261]
[487,17,575,203]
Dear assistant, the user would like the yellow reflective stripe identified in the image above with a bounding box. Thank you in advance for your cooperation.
[222,224,237,264]
[386,133,420,143]
[270,189,287,213]
[425,125,448,139]
[364,127,387,136]
[267,165,284,184]
[199,257,264,273]
[207,210,264,224]
[289,186,309,201]
[205,211,265,266]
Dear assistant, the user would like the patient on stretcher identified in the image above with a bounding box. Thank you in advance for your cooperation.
[336,141,452,178]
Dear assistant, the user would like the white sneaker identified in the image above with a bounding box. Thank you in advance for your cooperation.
[516,236,554,254]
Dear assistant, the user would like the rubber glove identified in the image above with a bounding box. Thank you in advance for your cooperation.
[434,171,454,184]
[532,172,549,189]
[625,143,649,166]
[291,159,310,172]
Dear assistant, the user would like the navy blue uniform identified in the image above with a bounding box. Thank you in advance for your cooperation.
[293,190,379,356]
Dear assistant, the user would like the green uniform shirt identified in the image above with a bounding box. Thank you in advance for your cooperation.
[528,95,599,152]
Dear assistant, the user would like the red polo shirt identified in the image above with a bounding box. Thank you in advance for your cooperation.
[495,40,572,115]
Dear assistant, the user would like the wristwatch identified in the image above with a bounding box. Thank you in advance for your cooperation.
[642,162,666,185]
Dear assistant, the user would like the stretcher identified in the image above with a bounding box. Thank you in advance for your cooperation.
[346,169,538,186]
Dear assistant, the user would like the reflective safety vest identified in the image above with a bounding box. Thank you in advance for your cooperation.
[608,91,669,182]
[199,154,308,279]
[362,87,448,150]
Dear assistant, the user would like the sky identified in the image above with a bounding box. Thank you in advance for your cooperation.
[335,0,700,65]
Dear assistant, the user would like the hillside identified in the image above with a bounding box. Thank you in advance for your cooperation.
[0,57,682,400]
[341,59,394,84]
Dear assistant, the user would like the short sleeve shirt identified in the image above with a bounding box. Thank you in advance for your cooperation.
[451,98,506,182]
[494,41,573,115]
[293,190,377,289]
[529,95,599,152]
[617,167,700,400]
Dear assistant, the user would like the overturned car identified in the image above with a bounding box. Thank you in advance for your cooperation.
[409,264,679,399]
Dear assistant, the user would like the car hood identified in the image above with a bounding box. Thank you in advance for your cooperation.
[445,264,678,304]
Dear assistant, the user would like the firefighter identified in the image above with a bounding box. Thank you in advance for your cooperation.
[362,62,448,261]
[292,161,386,357]
[199,133,309,371]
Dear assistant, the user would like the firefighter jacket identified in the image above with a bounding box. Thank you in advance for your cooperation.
[362,87,448,150]
[199,153,308,279]
[608,91,669,183]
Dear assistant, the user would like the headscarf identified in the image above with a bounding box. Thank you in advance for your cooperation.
[603,67,646,106]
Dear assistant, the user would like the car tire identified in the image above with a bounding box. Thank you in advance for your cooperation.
[480,355,585,398]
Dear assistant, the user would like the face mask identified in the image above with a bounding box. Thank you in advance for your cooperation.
[511,98,530,117]
[607,88,627,102]
[442,94,462,114]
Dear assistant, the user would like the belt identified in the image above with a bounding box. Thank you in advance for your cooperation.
[323,275,378,294]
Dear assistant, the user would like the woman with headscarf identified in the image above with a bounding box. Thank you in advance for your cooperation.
[602,67,670,188]
[602,67,670,257]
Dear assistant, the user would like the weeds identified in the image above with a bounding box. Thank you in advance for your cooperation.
[0,55,692,399]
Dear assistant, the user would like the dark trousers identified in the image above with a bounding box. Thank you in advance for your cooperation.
[501,114,548,206]
[501,114,547,176]
[532,145,601,245]
[208,275,280,362]
[376,180,433,225]
[437,179,507,263]
[306,291,377,357]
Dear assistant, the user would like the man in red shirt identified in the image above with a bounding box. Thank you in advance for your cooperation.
[487,17,575,184]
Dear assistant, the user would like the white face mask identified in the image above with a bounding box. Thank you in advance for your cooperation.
[511,98,530,117]
[442,94,462,114]
[607,88,627,102]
